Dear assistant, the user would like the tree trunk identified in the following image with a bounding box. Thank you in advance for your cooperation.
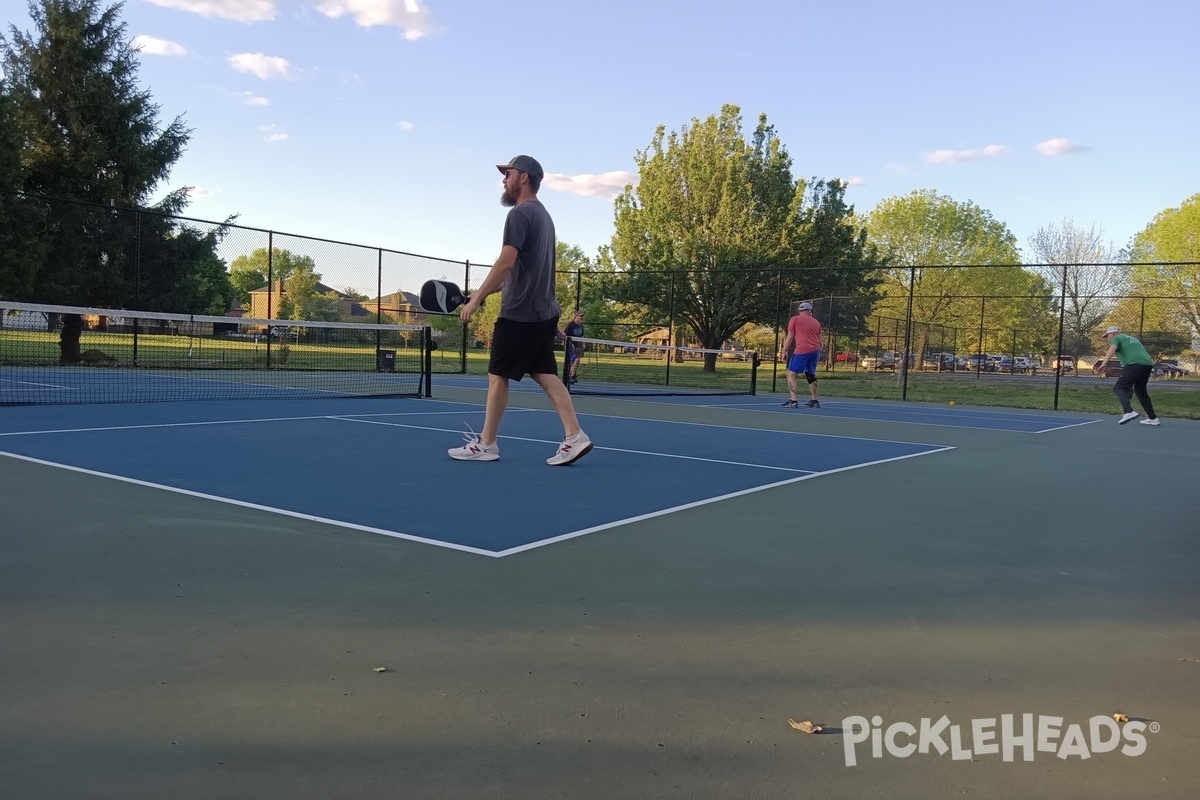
[59,314,83,364]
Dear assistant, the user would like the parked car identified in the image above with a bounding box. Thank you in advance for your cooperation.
[860,351,896,370]
[963,354,995,372]
[994,356,1015,372]
[1052,355,1075,374]
[720,342,749,361]
[1013,356,1040,374]
[835,351,858,363]
[1153,360,1190,378]
[1093,359,1123,378]
[922,353,956,371]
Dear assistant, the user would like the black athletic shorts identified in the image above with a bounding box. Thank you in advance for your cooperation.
[489,315,560,380]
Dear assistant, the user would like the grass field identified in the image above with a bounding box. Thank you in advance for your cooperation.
[446,346,1200,419]
[0,329,425,372]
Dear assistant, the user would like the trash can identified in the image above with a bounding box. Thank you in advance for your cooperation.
[376,349,396,372]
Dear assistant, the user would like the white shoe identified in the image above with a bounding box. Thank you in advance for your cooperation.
[1118,411,1139,425]
[448,428,499,461]
[547,431,593,466]
[1139,418,1160,426]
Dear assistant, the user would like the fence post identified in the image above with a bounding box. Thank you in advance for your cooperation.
[977,297,986,377]
[771,267,784,393]
[376,248,383,358]
[1053,265,1067,410]
[462,260,471,373]
[666,271,675,385]
[901,266,916,399]
[133,211,141,364]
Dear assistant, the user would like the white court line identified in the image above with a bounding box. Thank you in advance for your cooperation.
[0,398,955,561]
[492,447,953,557]
[0,378,79,389]
[333,416,818,473]
[1033,419,1103,433]
[0,449,499,557]
[0,404,502,438]
[622,396,1100,434]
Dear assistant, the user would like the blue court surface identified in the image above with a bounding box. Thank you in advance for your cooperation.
[0,397,952,556]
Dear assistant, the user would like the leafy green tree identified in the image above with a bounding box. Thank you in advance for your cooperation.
[609,104,881,370]
[1,0,223,358]
[228,247,317,309]
[864,190,1053,360]
[0,85,47,300]
[1128,193,1200,342]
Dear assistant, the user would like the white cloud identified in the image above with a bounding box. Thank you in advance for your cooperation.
[229,53,294,80]
[1036,137,1091,156]
[315,0,437,40]
[843,176,866,187]
[133,35,187,56]
[183,185,219,200]
[924,144,1008,164]
[242,92,270,107]
[543,171,637,200]
[142,0,277,21]
[260,124,288,142]
[397,121,414,131]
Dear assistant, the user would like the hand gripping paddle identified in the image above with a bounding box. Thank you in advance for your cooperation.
[419,279,470,314]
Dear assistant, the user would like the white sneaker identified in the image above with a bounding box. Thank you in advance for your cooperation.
[448,434,499,461]
[547,431,593,466]
[1118,411,1139,425]
[1139,418,1160,426]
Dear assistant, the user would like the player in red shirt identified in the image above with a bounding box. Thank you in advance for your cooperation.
[781,301,822,409]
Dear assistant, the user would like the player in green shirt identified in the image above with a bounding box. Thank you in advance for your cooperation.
[1094,326,1159,426]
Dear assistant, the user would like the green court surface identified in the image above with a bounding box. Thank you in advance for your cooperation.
[2,386,1198,800]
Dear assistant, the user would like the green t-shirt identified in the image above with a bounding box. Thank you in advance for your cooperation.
[1112,333,1153,366]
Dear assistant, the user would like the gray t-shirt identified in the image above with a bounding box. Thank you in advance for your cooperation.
[499,198,560,323]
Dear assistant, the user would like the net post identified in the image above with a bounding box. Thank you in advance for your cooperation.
[423,326,433,397]
[750,351,760,395]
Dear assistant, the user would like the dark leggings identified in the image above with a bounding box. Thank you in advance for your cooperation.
[1114,364,1155,418]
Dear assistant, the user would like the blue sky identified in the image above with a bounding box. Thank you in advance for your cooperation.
[6,0,1198,295]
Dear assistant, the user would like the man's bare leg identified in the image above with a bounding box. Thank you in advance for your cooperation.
[480,373,510,444]
[532,373,582,437]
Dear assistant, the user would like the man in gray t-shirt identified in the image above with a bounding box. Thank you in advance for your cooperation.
[449,155,593,466]
[499,196,559,322]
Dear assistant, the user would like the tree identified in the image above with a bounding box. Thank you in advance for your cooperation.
[0,85,47,300]
[609,104,881,370]
[863,190,1052,361]
[228,247,317,310]
[1128,193,1200,343]
[1026,219,1126,354]
[2,0,206,359]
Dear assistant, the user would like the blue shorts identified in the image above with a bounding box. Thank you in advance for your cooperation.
[788,351,819,375]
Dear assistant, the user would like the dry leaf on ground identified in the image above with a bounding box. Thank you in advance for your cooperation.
[787,718,823,734]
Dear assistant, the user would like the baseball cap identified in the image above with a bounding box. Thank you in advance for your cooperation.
[1104,326,1120,336]
[496,155,544,181]
[798,301,813,311]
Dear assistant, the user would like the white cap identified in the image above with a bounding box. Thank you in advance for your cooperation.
[798,302,813,311]
[1104,326,1120,336]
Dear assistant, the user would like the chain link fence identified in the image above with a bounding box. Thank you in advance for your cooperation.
[5,193,1198,416]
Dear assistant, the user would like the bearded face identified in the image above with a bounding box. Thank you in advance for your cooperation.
[500,169,521,207]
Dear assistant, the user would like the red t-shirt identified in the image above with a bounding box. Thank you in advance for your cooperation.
[787,314,822,354]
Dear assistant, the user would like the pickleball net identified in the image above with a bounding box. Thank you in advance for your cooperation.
[563,335,759,396]
[0,300,431,405]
